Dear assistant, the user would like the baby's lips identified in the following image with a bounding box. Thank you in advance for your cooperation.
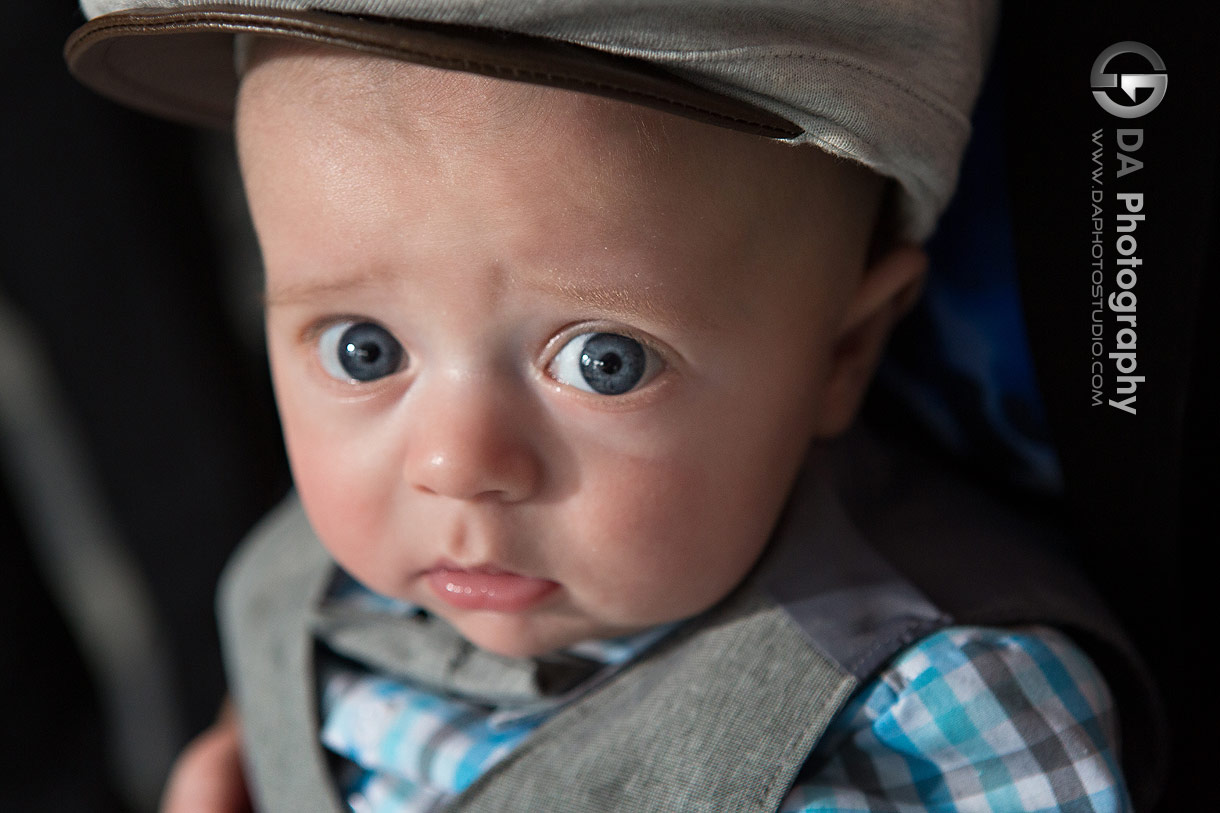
[426,566,559,612]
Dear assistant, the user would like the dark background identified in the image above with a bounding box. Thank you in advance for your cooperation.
[1001,5,1218,809]
[1,2,1214,810]
[2,5,288,810]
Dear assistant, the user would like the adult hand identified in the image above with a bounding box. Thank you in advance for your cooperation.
[161,701,252,813]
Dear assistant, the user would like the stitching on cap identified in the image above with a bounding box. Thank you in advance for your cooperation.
[71,13,801,137]
[758,52,963,125]
[648,47,965,126]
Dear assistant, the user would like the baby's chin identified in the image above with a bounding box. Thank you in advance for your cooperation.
[441,606,653,659]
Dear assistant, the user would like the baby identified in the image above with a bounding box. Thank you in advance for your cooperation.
[66,2,1145,811]
[244,38,903,659]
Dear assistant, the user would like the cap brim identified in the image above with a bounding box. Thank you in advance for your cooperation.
[65,4,799,137]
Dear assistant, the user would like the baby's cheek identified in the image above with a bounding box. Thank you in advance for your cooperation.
[572,456,763,624]
[281,408,394,569]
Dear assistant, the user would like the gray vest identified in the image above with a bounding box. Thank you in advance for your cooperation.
[219,431,1163,812]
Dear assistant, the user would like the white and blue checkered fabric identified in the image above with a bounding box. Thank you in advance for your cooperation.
[321,671,543,812]
[779,627,1128,812]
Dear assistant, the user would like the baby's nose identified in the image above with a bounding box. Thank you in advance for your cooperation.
[402,375,543,503]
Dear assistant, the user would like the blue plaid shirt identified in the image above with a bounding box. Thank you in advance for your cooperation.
[320,587,1127,813]
[777,627,1127,812]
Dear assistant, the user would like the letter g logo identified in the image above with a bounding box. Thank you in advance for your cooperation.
[1092,41,1167,119]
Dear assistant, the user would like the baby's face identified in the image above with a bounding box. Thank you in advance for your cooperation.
[238,41,885,657]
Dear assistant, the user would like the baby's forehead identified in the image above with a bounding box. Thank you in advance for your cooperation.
[242,39,882,323]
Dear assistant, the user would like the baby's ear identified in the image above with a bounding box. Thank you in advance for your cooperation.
[814,243,927,437]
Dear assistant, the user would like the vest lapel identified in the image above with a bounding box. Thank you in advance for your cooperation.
[218,495,346,813]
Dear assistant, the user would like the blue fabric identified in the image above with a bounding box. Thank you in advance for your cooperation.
[321,671,542,810]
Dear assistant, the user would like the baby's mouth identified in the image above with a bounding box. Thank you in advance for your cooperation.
[424,560,559,612]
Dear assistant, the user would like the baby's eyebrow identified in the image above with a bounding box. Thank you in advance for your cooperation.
[263,267,402,307]
[520,275,720,333]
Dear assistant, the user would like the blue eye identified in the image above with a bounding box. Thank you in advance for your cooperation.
[317,321,405,382]
[549,332,656,395]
